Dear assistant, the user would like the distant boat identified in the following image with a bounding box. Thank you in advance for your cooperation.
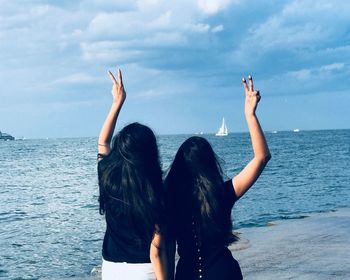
[272,130,278,134]
[216,117,228,136]
[0,131,15,140]
[293,129,300,133]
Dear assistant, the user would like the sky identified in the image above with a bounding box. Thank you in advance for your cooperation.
[1,0,350,138]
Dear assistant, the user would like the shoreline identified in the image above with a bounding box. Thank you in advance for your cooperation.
[230,208,350,279]
[88,208,350,280]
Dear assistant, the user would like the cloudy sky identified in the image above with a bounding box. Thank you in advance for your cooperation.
[1,0,349,138]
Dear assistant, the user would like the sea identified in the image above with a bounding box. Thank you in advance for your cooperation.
[1,129,349,280]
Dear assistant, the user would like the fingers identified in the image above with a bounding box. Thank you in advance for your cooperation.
[248,75,253,91]
[108,71,118,85]
[108,69,123,87]
[254,90,261,102]
[242,77,249,93]
[256,92,261,102]
[118,69,123,87]
[242,75,254,92]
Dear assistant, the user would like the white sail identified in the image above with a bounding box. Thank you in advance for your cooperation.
[215,117,228,136]
[224,122,228,134]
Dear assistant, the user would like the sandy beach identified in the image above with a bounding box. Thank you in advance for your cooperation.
[230,208,350,279]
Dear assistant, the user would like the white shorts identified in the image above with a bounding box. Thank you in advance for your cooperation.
[102,258,156,280]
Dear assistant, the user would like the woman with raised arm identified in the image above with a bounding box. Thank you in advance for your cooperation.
[97,69,167,280]
[165,75,271,280]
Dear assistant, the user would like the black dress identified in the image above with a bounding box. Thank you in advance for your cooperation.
[174,181,243,280]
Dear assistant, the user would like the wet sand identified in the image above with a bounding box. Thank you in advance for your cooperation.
[230,208,350,280]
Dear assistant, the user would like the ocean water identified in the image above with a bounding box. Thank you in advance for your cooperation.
[0,129,349,279]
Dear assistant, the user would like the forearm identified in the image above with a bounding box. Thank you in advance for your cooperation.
[150,230,168,280]
[233,76,271,199]
[233,114,270,198]
[98,69,126,154]
[245,112,271,162]
[98,102,123,148]
[151,249,167,280]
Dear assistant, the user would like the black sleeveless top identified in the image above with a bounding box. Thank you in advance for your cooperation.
[102,210,151,263]
[98,157,152,263]
[175,180,242,280]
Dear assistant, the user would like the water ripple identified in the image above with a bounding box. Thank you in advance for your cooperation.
[0,131,349,279]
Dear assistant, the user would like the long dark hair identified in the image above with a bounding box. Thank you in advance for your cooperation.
[98,122,163,243]
[165,136,236,245]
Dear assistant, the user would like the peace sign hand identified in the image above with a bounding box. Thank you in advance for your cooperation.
[242,75,261,116]
[108,69,126,105]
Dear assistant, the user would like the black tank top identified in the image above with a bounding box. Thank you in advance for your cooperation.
[102,210,151,263]
[175,180,238,276]
[98,158,152,263]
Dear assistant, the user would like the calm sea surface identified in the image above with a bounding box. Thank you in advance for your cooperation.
[1,129,349,279]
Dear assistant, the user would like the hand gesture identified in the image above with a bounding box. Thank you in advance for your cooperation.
[108,69,126,105]
[242,75,260,116]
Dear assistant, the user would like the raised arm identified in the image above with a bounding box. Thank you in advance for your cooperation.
[232,75,271,199]
[98,69,126,157]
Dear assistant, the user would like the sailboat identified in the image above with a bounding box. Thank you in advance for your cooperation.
[215,117,228,136]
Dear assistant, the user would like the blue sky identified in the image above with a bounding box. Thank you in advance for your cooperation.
[1,0,349,138]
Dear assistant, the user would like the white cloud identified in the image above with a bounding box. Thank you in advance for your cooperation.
[230,0,350,71]
[149,10,172,29]
[87,12,145,37]
[287,69,311,80]
[211,24,224,33]
[246,16,327,50]
[244,1,348,57]
[186,23,210,33]
[1,0,350,137]
[81,41,143,62]
[197,0,232,15]
[52,73,102,85]
[319,63,344,72]
[85,0,137,11]
[137,0,161,10]
[136,89,168,98]
[286,63,347,81]
[79,1,229,64]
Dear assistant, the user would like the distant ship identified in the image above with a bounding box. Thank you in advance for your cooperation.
[293,129,300,133]
[0,131,15,140]
[215,117,228,136]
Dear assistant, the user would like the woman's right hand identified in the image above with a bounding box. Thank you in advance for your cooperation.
[242,75,260,116]
[108,69,126,106]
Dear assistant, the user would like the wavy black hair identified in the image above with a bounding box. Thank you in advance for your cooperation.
[165,136,236,245]
[98,122,164,244]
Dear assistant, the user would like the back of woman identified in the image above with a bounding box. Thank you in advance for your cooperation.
[97,69,167,280]
[98,123,164,264]
[165,75,271,280]
[165,137,242,280]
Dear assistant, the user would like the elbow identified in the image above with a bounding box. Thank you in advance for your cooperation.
[257,152,271,165]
